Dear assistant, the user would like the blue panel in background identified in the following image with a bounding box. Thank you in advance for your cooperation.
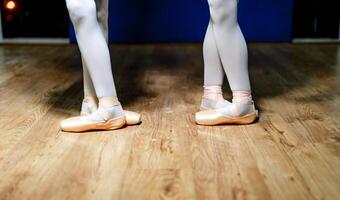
[239,0,294,42]
[69,0,294,43]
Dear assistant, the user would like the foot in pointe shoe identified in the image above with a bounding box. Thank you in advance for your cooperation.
[199,85,227,111]
[195,90,258,126]
[80,96,141,125]
[61,97,127,132]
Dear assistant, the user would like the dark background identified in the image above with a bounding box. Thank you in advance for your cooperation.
[1,0,339,42]
[293,0,340,39]
[1,0,69,38]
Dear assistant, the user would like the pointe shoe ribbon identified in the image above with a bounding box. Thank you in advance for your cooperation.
[202,85,223,99]
[201,85,225,110]
[232,91,254,104]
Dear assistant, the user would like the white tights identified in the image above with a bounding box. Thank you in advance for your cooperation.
[66,0,123,123]
[66,0,116,98]
[204,0,250,90]
[202,0,254,115]
[66,0,254,121]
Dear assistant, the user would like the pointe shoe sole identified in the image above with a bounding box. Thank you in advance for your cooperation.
[81,110,141,126]
[196,111,258,126]
[61,117,126,132]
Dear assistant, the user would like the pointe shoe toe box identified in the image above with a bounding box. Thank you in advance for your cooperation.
[195,110,223,125]
[61,116,94,132]
[124,110,142,125]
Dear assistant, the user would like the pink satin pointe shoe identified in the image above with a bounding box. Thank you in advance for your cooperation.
[122,110,142,125]
[80,96,141,125]
[61,97,127,132]
[195,90,258,126]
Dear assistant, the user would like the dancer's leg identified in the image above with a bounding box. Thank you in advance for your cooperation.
[201,20,226,110]
[62,0,125,131]
[196,0,257,125]
[76,0,141,126]
[208,0,250,91]
[203,20,224,87]
[82,0,108,96]
[80,0,108,115]
[96,0,109,41]
[66,0,116,97]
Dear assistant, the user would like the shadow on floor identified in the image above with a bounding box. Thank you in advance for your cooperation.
[52,43,340,113]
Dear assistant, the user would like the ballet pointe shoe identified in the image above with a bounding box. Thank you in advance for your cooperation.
[80,96,141,125]
[196,91,258,126]
[61,97,126,132]
[61,115,126,132]
[124,110,142,125]
[195,107,258,125]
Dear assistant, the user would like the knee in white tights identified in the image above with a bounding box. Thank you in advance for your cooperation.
[207,0,238,25]
[66,0,97,23]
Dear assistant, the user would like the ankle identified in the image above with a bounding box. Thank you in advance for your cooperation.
[83,95,97,103]
[98,96,120,108]
[81,95,98,115]
[232,90,254,105]
[96,97,123,120]
[201,85,225,109]
[203,85,223,100]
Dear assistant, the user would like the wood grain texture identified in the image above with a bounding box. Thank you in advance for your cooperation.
[0,43,339,200]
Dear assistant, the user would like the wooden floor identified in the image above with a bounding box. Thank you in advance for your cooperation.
[0,43,339,200]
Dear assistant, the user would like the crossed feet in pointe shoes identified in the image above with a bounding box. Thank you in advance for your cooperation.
[195,87,258,126]
[61,88,258,132]
[61,96,141,132]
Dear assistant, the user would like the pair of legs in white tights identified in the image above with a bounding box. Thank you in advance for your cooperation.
[61,0,141,132]
[61,0,257,132]
[195,0,258,125]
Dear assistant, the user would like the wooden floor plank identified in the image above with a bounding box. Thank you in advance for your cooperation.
[0,46,81,162]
